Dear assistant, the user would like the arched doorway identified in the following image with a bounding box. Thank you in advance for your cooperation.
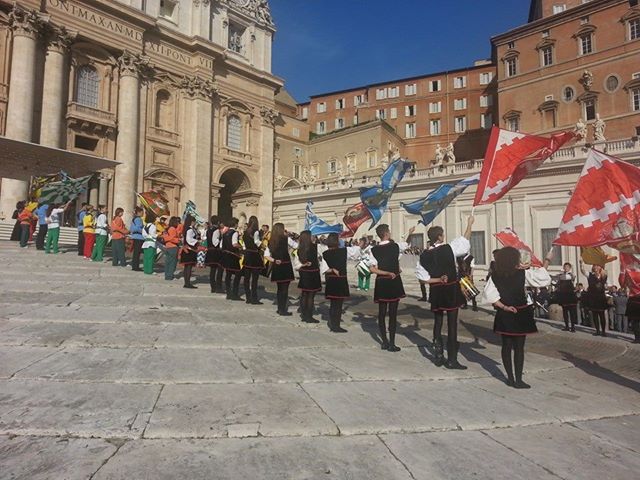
[144,168,184,216]
[218,168,250,220]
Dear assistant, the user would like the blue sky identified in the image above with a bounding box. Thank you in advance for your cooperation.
[270,0,530,102]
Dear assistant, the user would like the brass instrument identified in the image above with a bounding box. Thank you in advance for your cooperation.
[459,275,480,301]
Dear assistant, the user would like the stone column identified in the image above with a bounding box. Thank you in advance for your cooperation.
[0,7,41,218]
[112,51,145,218]
[181,75,215,218]
[88,180,98,207]
[259,106,277,224]
[40,26,74,148]
[98,173,111,206]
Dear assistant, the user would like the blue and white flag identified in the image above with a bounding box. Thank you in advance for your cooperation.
[359,158,412,228]
[400,174,479,226]
[304,201,343,236]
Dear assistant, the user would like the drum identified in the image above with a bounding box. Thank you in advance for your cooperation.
[356,259,371,277]
[459,275,480,301]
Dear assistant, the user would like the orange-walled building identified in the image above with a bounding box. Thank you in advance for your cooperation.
[493,0,640,140]
[296,62,498,168]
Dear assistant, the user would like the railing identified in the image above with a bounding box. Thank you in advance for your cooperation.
[148,126,180,143]
[67,102,116,125]
[274,136,640,198]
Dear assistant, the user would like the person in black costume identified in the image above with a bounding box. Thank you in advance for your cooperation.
[556,262,578,332]
[296,230,321,323]
[481,246,552,389]
[179,215,199,289]
[10,201,25,241]
[321,233,363,333]
[416,215,474,369]
[264,222,297,316]
[580,261,608,336]
[369,224,415,352]
[204,216,223,293]
[243,216,264,305]
[222,217,243,301]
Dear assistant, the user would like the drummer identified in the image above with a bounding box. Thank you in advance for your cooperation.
[457,253,478,311]
[416,214,474,369]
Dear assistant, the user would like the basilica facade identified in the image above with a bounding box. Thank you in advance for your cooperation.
[0,0,282,223]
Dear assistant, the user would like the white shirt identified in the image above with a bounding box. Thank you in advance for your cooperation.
[368,241,409,268]
[480,268,552,306]
[47,208,65,229]
[95,213,108,236]
[211,229,221,248]
[142,223,157,249]
[415,236,471,282]
[264,237,298,259]
[319,246,363,275]
[186,227,198,247]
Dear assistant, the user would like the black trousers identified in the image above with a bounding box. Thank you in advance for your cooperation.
[501,335,526,383]
[562,305,577,329]
[276,282,290,313]
[36,224,48,250]
[77,230,85,256]
[433,309,460,362]
[131,239,143,271]
[378,301,399,346]
[244,269,260,302]
[225,270,241,297]
[329,299,344,328]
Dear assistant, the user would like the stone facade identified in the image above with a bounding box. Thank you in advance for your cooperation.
[0,0,282,223]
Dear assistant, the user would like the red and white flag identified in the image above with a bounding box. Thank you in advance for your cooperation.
[474,127,575,206]
[494,227,543,267]
[554,149,640,251]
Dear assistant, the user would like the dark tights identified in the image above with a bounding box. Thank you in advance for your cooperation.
[562,305,577,330]
[183,264,194,287]
[592,310,606,334]
[225,270,241,298]
[215,266,224,292]
[300,291,316,320]
[209,265,220,292]
[329,299,344,330]
[244,269,260,303]
[276,282,290,313]
[419,283,427,300]
[501,335,526,384]
[378,301,399,347]
[631,316,640,342]
[433,309,460,363]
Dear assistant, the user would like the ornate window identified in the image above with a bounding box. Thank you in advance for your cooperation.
[562,86,575,102]
[228,23,244,54]
[605,75,620,93]
[75,65,100,108]
[155,90,174,130]
[227,115,243,151]
[506,57,518,77]
[365,149,377,169]
[632,87,640,111]
[503,110,522,132]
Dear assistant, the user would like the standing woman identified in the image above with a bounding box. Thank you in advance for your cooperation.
[204,216,223,292]
[481,246,552,389]
[222,217,243,300]
[242,216,264,304]
[82,205,96,258]
[556,262,578,332]
[110,208,129,267]
[142,212,158,275]
[264,223,297,316]
[180,215,199,288]
[581,261,608,336]
[129,207,145,271]
[10,201,26,241]
[321,233,360,332]
[17,204,37,248]
[296,230,322,323]
[162,216,181,280]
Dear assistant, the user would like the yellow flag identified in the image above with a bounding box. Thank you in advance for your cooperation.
[580,246,617,267]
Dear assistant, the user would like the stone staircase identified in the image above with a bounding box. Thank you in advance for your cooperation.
[0,220,78,245]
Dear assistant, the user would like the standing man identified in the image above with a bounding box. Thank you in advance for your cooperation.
[35,202,49,250]
[76,203,88,256]
[416,215,474,369]
[91,205,109,262]
[129,206,145,272]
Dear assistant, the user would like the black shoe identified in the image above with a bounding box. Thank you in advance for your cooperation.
[633,338,640,344]
[211,288,216,294]
[562,327,570,331]
[593,331,601,336]
[514,380,531,389]
[444,360,468,370]
[304,317,320,323]
[387,345,401,352]
[184,285,197,289]
[434,356,445,367]
[472,306,478,312]
[506,378,515,387]
[381,342,389,350]
[330,326,348,333]
[601,332,607,337]
[570,327,576,332]
[278,311,292,316]
[251,300,263,305]
[418,297,427,302]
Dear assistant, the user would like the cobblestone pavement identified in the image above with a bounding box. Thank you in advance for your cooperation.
[0,241,639,479]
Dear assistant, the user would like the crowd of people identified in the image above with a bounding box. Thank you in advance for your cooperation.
[9,199,640,389]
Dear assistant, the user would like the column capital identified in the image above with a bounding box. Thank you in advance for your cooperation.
[193,0,212,6]
[45,25,75,54]
[259,105,278,127]
[118,50,148,78]
[180,75,217,100]
[9,6,43,40]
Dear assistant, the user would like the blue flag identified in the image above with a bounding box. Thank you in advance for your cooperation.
[304,201,343,236]
[359,158,412,228]
[400,174,479,226]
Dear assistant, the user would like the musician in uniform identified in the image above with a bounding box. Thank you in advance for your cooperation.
[556,262,578,332]
[416,215,474,369]
[204,216,223,293]
[243,216,264,305]
[457,253,478,311]
[222,217,243,301]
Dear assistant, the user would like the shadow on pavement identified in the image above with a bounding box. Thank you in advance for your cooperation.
[559,351,640,394]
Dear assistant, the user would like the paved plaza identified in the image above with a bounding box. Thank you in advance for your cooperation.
[0,240,639,479]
